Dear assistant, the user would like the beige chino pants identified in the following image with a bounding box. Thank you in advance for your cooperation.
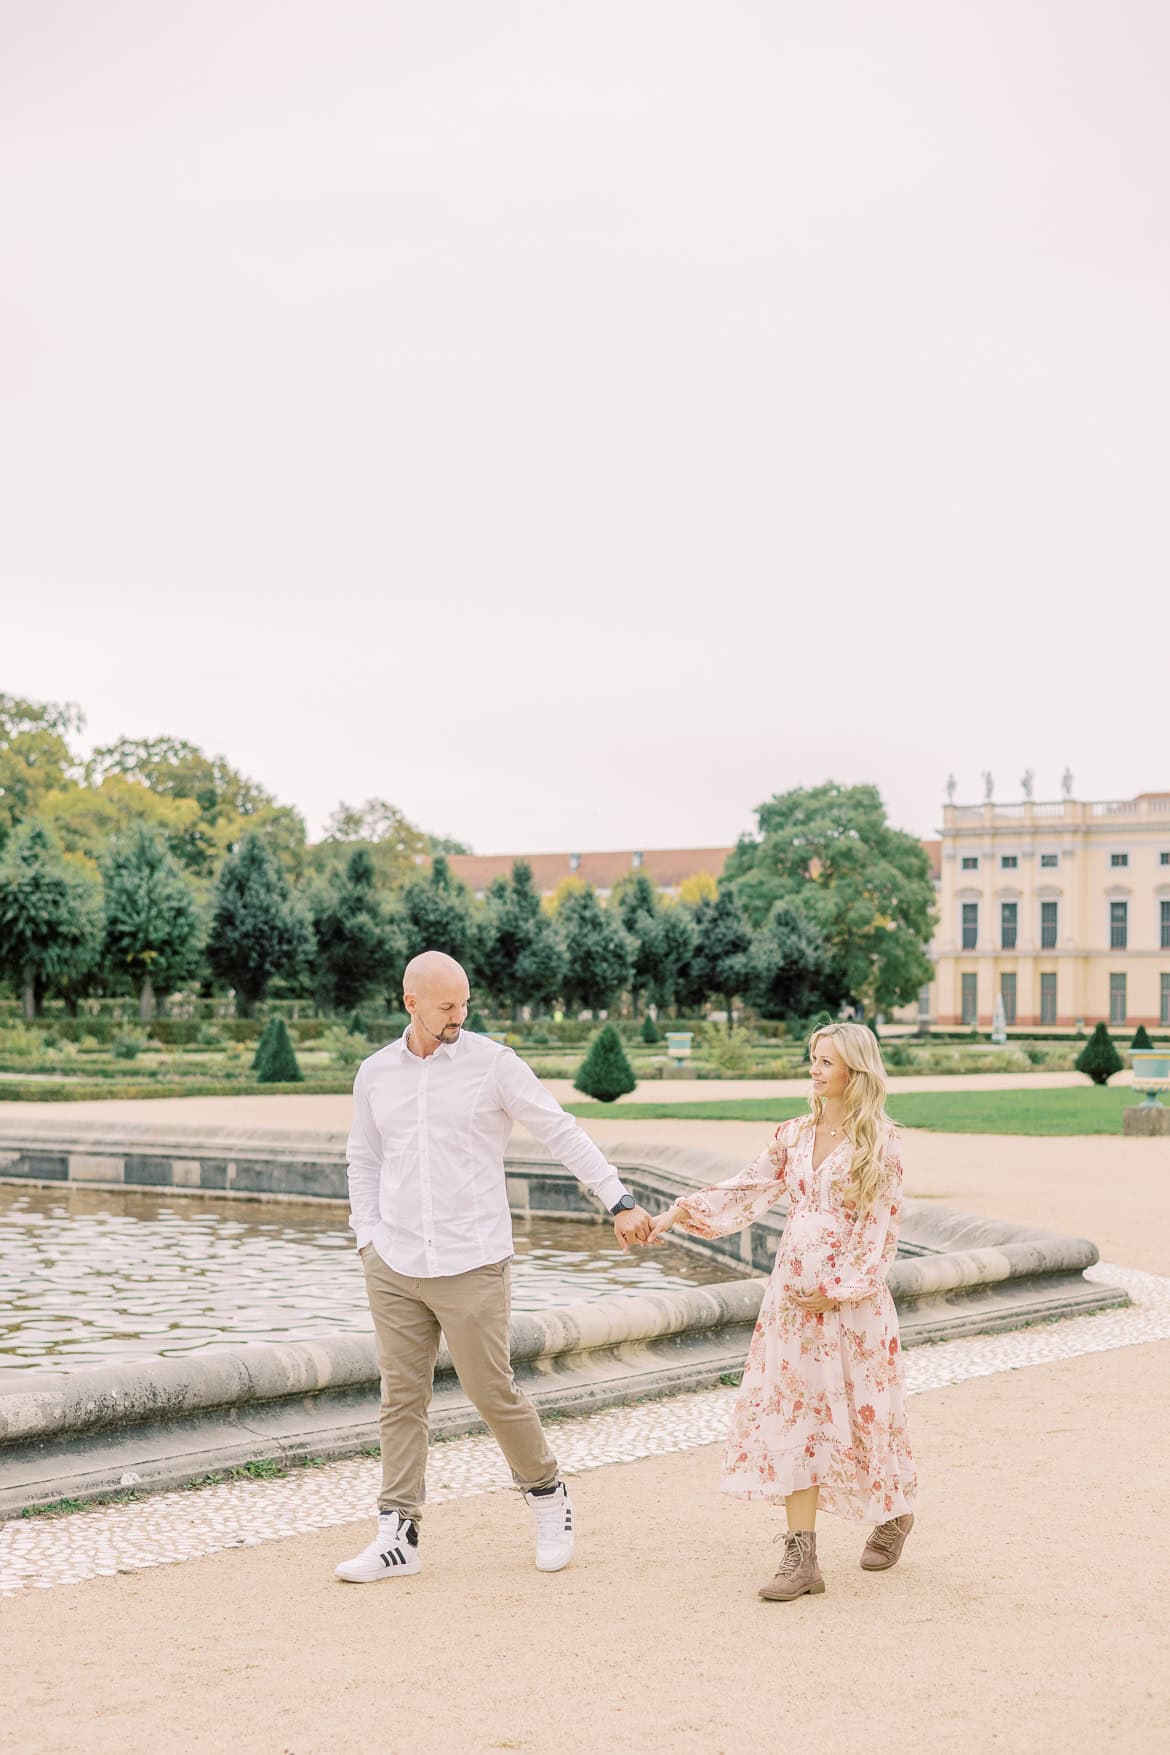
[361,1245,559,1522]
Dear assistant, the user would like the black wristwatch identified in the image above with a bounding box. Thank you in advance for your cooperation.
[609,1194,637,1216]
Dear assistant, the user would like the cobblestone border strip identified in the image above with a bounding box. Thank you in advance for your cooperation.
[0,1261,1163,1600]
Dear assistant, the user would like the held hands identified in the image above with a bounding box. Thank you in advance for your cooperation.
[643,1206,682,1247]
[613,1205,655,1251]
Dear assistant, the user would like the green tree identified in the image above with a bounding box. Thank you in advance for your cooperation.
[0,694,84,850]
[744,907,829,1020]
[686,890,752,1024]
[640,1012,662,1044]
[556,887,631,1016]
[310,847,397,1014]
[87,737,307,878]
[102,823,203,1020]
[477,862,563,1017]
[311,797,431,890]
[613,873,662,1016]
[1076,1022,1123,1086]
[206,834,312,1016]
[573,1023,637,1102]
[724,782,936,1015]
[39,775,203,875]
[1131,1023,1153,1051]
[0,822,102,1017]
[648,905,697,1012]
[391,855,475,974]
[515,928,566,1015]
[252,1015,303,1083]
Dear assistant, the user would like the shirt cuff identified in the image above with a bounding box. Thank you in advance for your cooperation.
[595,1172,630,1212]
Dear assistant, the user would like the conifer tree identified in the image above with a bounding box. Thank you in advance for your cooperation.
[573,1023,637,1102]
[391,855,474,969]
[556,888,631,1017]
[310,847,396,1013]
[252,1015,303,1082]
[1076,1021,1122,1086]
[0,822,102,1018]
[1130,1023,1153,1051]
[686,889,752,1026]
[207,833,311,1016]
[102,823,202,1019]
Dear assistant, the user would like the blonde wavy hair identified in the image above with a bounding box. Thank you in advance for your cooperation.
[807,1021,893,1209]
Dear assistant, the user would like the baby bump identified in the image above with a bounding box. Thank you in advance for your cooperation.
[778,1209,846,1297]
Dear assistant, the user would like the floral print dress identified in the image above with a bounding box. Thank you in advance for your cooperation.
[676,1116,917,1521]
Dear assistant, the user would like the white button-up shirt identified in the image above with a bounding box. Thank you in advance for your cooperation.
[346,1026,630,1278]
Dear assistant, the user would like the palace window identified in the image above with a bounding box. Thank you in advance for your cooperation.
[1110,972,1127,1026]
[1162,851,1170,867]
[1040,972,1057,1026]
[1000,972,1017,1026]
[1040,853,1059,869]
[961,973,978,1025]
[1040,901,1058,949]
[1162,973,1170,1028]
[1110,900,1128,950]
[961,856,979,871]
[961,903,978,950]
[1000,855,1018,870]
[1000,902,1018,950]
[1162,899,1170,951]
[1111,852,1129,868]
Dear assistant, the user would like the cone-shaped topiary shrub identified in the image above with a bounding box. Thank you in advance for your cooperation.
[1076,1021,1122,1086]
[640,1013,662,1044]
[253,1015,303,1083]
[574,1023,636,1102]
[1130,1023,1153,1051]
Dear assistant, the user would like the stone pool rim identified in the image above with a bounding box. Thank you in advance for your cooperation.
[0,1120,1127,1515]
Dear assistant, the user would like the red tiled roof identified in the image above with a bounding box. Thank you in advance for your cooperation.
[445,838,942,894]
[445,848,731,895]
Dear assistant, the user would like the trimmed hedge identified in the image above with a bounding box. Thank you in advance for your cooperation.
[0,1077,355,1102]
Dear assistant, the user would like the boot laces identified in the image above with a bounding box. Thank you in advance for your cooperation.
[869,1518,903,1553]
[773,1531,812,1575]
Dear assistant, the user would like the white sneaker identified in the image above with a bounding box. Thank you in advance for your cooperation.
[525,1482,575,1572]
[334,1511,422,1583]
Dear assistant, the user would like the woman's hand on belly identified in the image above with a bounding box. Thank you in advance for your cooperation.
[788,1289,840,1314]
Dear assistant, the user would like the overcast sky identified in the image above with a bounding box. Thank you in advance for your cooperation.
[3,2,1167,854]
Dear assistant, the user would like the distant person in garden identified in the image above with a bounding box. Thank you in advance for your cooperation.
[645,1020,916,1600]
[335,949,654,1585]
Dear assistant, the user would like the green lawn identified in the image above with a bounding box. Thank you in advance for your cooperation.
[567,1086,1151,1136]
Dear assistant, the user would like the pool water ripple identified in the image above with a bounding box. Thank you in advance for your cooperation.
[0,1183,751,1372]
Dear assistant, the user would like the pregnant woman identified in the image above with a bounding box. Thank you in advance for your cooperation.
[648,1020,916,1601]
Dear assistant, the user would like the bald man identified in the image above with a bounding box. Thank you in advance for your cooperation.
[335,950,653,1584]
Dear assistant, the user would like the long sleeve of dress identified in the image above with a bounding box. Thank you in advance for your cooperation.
[673,1125,791,1240]
[829,1132,904,1304]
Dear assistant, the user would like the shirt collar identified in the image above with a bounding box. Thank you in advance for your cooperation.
[399,1022,461,1062]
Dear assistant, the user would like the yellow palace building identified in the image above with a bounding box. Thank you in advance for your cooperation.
[931,786,1170,1030]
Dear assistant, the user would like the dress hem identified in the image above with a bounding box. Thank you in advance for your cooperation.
[719,1478,917,1522]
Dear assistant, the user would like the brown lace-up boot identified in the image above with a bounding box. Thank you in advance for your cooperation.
[860,1513,914,1571]
[758,1530,824,1601]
